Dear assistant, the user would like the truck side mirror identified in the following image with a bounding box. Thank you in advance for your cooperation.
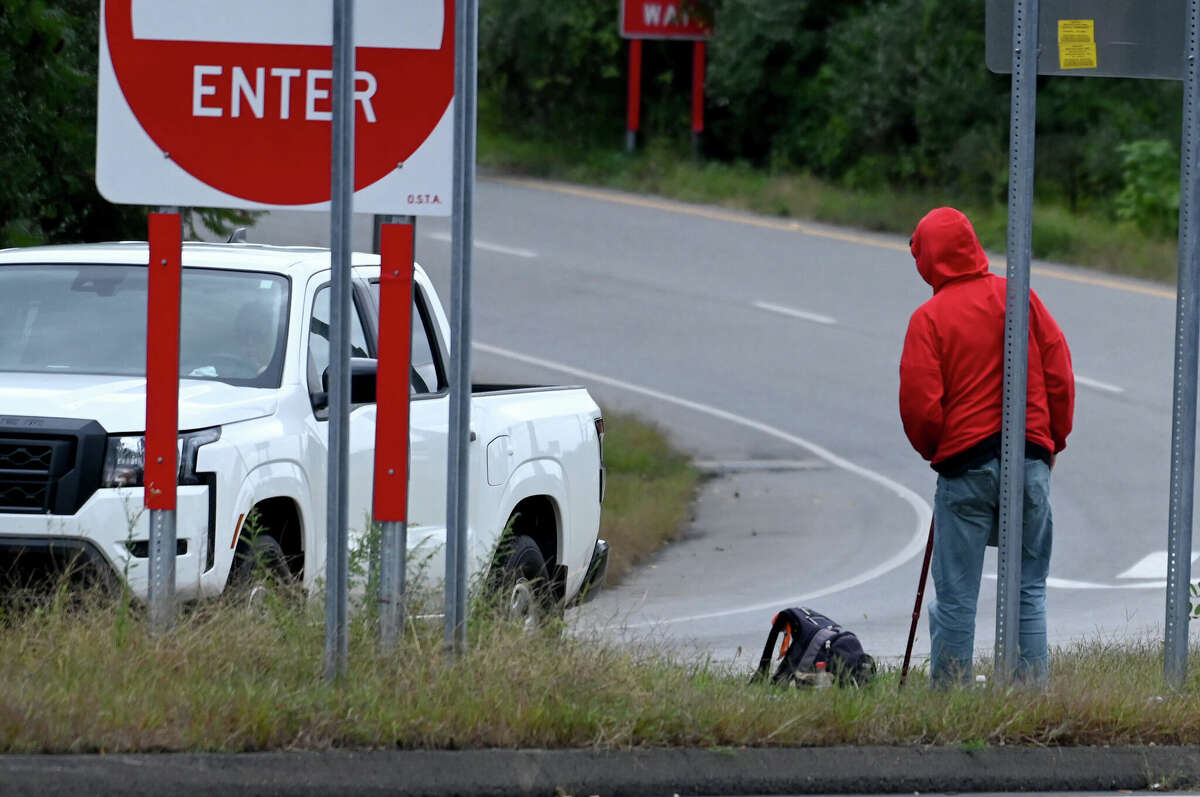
[322,357,378,405]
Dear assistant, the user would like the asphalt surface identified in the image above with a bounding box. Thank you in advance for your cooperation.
[2,746,1198,796]
[242,177,1186,671]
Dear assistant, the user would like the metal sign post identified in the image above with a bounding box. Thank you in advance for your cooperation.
[994,0,1039,684]
[987,0,1200,689]
[376,220,416,651]
[323,0,355,682]
[1164,0,1200,689]
[445,0,478,658]
[146,210,182,634]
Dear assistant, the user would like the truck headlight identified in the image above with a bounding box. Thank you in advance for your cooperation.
[101,427,221,488]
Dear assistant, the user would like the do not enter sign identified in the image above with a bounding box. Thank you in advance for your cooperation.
[97,0,454,214]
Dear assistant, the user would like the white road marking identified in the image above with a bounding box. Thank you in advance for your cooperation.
[427,232,537,259]
[693,459,826,472]
[753,301,837,326]
[474,341,933,627]
[1075,375,1125,394]
[984,574,1165,590]
[1117,550,1200,580]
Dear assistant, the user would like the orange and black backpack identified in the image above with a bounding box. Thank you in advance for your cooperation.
[753,607,876,687]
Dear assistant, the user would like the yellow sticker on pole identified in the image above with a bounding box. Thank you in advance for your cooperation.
[1058,19,1098,69]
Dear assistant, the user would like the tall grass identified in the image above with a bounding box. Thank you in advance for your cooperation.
[479,131,1180,284]
[2,592,1200,752]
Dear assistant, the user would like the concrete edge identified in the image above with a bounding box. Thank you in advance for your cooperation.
[1,746,1198,796]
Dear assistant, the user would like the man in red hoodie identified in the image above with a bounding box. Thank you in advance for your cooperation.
[899,207,1074,687]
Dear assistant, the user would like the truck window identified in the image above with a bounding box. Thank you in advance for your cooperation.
[368,281,444,395]
[0,264,290,388]
[307,285,372,404]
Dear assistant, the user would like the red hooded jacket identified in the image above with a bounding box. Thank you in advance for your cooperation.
[899,207,1074,471]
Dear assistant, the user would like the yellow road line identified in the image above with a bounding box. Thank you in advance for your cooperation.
[495,176,804,233]
[1009,260,1173,299]
[493,176,1176,301]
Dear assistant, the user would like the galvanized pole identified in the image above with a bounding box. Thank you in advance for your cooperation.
[445,0,478,657]
[995,0,1038,685]
[147,510,177,630]
[324,0,355,682]
[1164,0,1200,689]
[380,518,408,649]
[379,215,416,652]
[147,206,181,635]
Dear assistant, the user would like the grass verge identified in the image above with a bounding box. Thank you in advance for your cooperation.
[4,414,1196,753]
[596,410,699,584]
[479,130,1181,284]
[2,593,1200,752]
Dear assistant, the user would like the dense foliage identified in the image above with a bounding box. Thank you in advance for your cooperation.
[0,1,1190,246]
[1,0,145,246]
[480,0,1187,234]
[1,1,259,248]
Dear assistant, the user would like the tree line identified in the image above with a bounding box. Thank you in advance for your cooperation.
[0,0,1187,248]
[481,0,1186,235]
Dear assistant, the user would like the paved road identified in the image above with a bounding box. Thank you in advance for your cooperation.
[242,177,1185,670]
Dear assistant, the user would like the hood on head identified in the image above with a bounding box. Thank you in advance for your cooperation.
[909,207,989,291]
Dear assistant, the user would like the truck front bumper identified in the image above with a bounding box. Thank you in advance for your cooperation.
[0,486,211,602]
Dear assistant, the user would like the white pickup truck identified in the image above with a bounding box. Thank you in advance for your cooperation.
[0,241,608,613]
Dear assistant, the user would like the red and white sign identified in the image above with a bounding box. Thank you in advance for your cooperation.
[97,0,454,214]
[620,0,713,40]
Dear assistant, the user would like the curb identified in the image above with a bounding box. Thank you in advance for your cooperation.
[1,746,1197,796]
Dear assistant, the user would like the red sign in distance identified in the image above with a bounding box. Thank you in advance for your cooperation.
[620,0,713,40]
[104,1,454,206]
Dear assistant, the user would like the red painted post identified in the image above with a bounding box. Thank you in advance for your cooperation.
[626,39,642,152]
[145,213,182,511]
[374,223,414,523]
[375,221,415,649]
[692,40,706,141]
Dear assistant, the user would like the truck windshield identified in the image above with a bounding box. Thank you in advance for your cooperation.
[0,264,290,388]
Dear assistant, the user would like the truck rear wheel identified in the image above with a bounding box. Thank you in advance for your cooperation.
[494,534,556,631]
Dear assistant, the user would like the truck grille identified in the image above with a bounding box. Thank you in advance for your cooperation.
[0,444,54,472]
[0,418,108,515]
[0,440,73,513]
[0,482,50,511]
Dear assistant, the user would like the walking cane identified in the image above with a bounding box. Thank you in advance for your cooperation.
[900,517,935,688]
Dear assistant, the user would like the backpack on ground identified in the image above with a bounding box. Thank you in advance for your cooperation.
[752,606,876,687]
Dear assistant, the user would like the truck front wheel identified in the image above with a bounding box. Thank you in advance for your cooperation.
[229,534,293,604]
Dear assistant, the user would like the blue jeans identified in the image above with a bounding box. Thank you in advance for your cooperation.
[929,456,1053,687]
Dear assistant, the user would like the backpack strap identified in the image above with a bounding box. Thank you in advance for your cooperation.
[794,626,839,674]
[753,612,791,682]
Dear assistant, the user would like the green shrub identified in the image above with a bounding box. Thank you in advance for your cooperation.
[1116,138,1180,239]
